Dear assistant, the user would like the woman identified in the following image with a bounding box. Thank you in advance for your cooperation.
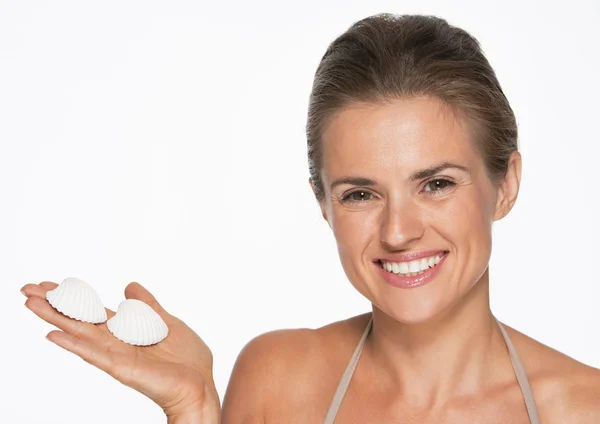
[22,13,600,423]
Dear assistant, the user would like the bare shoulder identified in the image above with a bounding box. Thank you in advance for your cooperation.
[221,313,371,423]
[500,322,600,423]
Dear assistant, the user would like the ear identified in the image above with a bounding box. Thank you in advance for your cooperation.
[309,177,330,224]
[493,151,522,221]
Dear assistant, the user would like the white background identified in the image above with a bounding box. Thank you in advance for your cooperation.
[1,0,598,422]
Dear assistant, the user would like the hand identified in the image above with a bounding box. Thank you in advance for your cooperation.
[22,281,221,421]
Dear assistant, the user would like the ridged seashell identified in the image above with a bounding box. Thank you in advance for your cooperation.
[107,299,168,346]
[46,277,107,324]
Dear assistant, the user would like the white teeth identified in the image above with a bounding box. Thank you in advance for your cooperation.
[381,253,445,276]
[409,261,421,273]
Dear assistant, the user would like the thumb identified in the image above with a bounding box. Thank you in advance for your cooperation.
[124,282,168,317]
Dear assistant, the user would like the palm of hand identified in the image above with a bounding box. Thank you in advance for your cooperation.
[22,281,216,416]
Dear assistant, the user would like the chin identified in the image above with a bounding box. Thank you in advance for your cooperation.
[370,277,481,326]
[365,283,457,325]
[345,260,469,325]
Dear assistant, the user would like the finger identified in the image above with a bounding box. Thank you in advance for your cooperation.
[20,281,60,298]
[124,282,169,317]
[25,295,105,340]
[46,330,114,373]
[39,281,59,290]
[22,282,116,319]
[21,283,50,299]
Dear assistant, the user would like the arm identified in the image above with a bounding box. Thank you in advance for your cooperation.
[221,329,312,423]
[221,333,275,423]
[543,365,600,424]
[563,367,600,424]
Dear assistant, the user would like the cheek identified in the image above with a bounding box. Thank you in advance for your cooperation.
[331,209,379,258]
[330,209,380,298]
[439,188,494,261]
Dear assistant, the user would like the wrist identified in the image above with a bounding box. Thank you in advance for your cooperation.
[166,384,221,424]
[166,405,220,424]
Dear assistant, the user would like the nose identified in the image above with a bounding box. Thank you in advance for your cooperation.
[379,198,425,249]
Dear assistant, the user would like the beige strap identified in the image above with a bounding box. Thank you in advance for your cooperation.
[323,315,541,424]
[495,318,541,424]
[323,315,373,424]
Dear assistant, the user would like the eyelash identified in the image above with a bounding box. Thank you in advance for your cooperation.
[339,178,456,204]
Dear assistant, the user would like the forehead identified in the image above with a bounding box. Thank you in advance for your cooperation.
[320,97,478,179]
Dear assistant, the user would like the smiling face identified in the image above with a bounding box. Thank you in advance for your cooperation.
[314,96,521,324]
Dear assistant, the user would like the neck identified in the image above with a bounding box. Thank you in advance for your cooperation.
[365,269,511,410]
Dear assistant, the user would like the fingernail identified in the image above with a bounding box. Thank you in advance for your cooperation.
[20,289,26,297]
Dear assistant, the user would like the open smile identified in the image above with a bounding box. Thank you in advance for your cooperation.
[375,251,449,289]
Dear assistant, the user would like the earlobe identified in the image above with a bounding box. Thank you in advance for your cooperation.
[321,208,329,224]
[493,151,522,221]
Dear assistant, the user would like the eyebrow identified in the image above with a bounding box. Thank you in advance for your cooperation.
[329,162,470,190]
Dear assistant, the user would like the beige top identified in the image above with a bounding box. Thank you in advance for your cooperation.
[323,314,541,423]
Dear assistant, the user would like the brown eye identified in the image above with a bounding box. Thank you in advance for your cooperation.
[341,190,374,203]
[423,178,455,194]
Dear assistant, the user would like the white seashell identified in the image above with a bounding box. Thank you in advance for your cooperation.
[46,277,107,324]
[107,299,168,346]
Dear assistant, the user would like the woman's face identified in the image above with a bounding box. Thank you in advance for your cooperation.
[315,97,520,323]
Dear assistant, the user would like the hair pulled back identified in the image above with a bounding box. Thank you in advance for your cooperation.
[307,13,518,201]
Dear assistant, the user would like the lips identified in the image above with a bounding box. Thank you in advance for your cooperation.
[375,251,449,289]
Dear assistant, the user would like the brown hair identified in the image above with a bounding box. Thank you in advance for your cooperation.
[306,13,518,202]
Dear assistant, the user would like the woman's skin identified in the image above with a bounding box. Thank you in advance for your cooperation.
[221,97,600,423]
[21,282,221,423]
[23,96,600,423]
